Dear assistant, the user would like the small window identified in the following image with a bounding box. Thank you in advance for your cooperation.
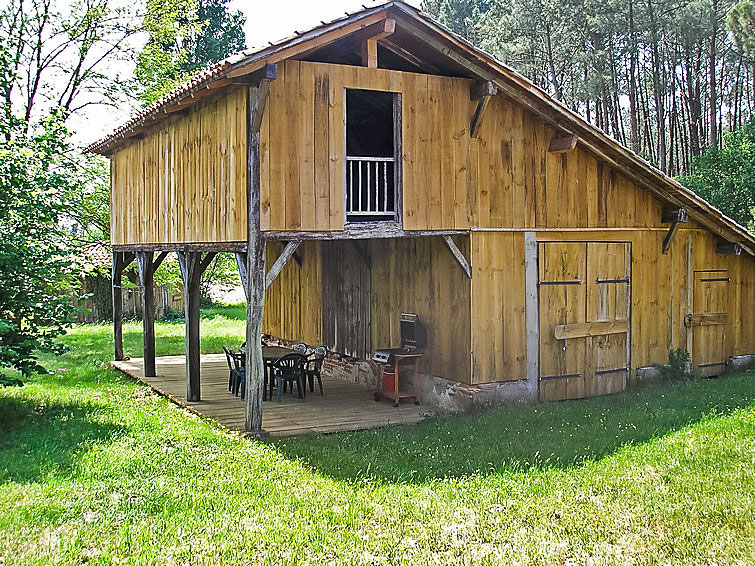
[346,89,398,223]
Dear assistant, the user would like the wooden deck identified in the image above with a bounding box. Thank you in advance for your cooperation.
[111,355,426,437]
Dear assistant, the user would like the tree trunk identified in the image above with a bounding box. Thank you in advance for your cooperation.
[708,0,718,148]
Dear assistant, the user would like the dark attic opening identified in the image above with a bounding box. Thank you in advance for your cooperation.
[346,89,397,223]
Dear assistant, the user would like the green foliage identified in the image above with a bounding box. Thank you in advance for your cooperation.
[728,1,755,54]
[182,0,246,74]
[655,348,694,381]
[678,121,755,228]
[135,0,246,103]
[0,109,79,381]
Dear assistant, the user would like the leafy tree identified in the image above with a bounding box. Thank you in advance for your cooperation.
[729,1,755,106]
[678,120,755,228]
[0,106,81,384]
[182,0,245,74]
[0,0,139,127]
[135,0,246,103]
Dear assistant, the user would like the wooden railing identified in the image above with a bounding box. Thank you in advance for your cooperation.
[346,156,395,219]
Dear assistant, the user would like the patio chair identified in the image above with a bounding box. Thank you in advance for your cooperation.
[293,342,308,354]
[304,346,327,395]
[223,347,242,394]
[269,353,308,403]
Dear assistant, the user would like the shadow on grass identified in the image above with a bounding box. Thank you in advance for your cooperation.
[272,373,755,483]
[0,395,122,483]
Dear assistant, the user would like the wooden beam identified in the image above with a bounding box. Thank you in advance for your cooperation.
[661,206,688,224]
[263,226,468,241]
[524,233,539,398]
[548,134,578,153]
[554,320,629,340]
[230,62,278,85]
[469,81,497,139]
[360,18,395,68]
[265,240,301,290]
[471,80,497,100]
[113,242,247,253]
[235,252,248,301]
[177,251,216,402]
[686,312,728,326]
[441,235,471,278]
[112,251,134,361]
[362,38,378,68]
[134,251,157,377]
[716,243,742,255]
[245,74,276,436]
[380,38,442,73]
[662,222,681,255]
[227,11,390,78]
[661,206,688,254]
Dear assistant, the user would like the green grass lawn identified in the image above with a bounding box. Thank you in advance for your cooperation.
[1,306,754,565]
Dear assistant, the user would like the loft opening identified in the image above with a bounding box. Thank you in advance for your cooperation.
[346,89,399,223]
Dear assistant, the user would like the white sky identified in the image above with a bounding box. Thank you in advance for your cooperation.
[71,0,421,144]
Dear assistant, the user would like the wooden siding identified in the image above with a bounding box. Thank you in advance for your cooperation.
[261,61,670,233]
[262,240,322,346]
[321,241,372,359]
[111,88,247,245]
[470,226,755,384]
[263,235,472,382]
[370,236,472,383]
[262,60,474,231]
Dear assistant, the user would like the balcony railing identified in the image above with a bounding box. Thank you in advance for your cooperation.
[346,156,395,219]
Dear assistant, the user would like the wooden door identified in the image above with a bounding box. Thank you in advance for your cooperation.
[539,242,631,401]
[321,240,372,359]
[690,270,729,375]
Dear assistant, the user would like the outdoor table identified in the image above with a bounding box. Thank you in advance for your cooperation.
[238,345,302,400]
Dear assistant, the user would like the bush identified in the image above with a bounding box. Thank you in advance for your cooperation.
[655,348,695,381]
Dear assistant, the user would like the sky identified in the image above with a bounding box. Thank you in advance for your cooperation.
[71,0,421,144]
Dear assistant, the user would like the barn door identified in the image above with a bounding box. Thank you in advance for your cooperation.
[690,270,729,376]
[321,240,372,359]
[539,242,631,401]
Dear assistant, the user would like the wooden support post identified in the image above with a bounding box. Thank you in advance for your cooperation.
[362,39,378,68]
[661,206,688,254]
[265,240,302,289]
[235,251,248,301]
[548,134,578,153]
[177,250,216,402]
[112,251,134,361]
[246,66,277,436]
[135,250,164,377]
[441,235,471,278]
[524,233,540,399]
[360,18,394,68]
[470,81,497,138]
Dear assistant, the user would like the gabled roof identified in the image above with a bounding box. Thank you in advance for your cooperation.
[86,1,754,254]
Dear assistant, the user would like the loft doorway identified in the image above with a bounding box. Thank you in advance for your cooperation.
[345,89,399,223]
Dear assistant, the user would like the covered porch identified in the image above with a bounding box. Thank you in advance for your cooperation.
[112,354,426,437]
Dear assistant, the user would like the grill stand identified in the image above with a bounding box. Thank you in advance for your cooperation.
[374,353,423,407]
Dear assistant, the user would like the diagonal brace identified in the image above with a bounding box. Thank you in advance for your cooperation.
[265,240,302,290]
[441,235,471,278]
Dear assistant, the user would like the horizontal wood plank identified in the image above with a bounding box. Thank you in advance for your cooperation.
[554,320,629,339]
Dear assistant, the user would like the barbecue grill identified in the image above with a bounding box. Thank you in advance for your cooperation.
[373,313,425,406]
[372,313,425,365]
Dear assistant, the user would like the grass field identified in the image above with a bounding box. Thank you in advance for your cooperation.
[1,306,753,564]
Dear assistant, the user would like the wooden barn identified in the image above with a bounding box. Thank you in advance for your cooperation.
[88,1,755,434]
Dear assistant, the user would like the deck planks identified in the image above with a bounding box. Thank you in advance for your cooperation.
[112,354,425,437]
